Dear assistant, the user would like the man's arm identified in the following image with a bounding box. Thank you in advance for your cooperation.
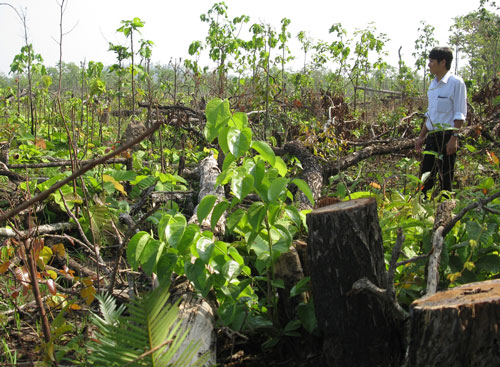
[447,79,467,155]
[447,119,464,155]
[415,122,429,153]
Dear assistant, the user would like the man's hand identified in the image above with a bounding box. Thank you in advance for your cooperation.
[415,136,426,153]
[446,136,458,155]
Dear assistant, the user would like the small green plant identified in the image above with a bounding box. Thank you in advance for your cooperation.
[127,98,314,334]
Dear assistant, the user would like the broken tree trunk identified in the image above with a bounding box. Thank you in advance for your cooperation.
[169,278,217,367]
[307,197,404,367]
[171,154,223,366]
[408,279,500,367]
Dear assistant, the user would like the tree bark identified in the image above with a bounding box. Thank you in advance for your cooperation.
[307,197,404,367]
[408,279,500,367]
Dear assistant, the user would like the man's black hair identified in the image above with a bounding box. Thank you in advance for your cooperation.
[429,47,453,70]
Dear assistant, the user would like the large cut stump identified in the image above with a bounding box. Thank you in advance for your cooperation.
[408,279,500,367]
[307,197,404,367]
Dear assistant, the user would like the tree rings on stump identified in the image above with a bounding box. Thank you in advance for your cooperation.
[307,197,404,367]
[409,279,500,367]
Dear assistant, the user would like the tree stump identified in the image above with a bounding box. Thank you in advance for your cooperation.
[307,197,404,367]
[408,279,500,367]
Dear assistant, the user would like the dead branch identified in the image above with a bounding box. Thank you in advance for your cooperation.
[426,226,445,295]
[7,158,130,170]
[324,138,416,178]
[442,191,500,237]
[138,102,205,120]
[0,222,76,238]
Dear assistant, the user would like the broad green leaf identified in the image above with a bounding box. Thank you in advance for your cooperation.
[464,144,476,153]
[218,126,230,154]
[195,236,214,263]
[197,195,217,223]
[108,170,137,182]
[139,240,163,276]
[250,159,266,186]
[349,191,375,199]
[285,205,302,228]
[205,98,230,142]
[249,234,269,257]
[290,276,311,297]
[231,112,249,130]
[211,200,230,230]
[127,231,151,270]
[227,209,245,231]
[476,254,500,273]
[231,172,254,201]
[222,152,235,171]
[222,260,241,280]
[247,202,266,231]
[216,169,233,187]
[185,258,208,291]
[156,252,178,285]
[103,174,127,195]
[267,202,281,226]
[177,223,200,254]
[268,177,289,202]
[251,141,276,166]
[227,127,252,158]
[274,156,288,177]
[228,247,244,266]
[164,214,187,247]
[298,301,317,334]
[292,178,315,206]
[156,172,188,185]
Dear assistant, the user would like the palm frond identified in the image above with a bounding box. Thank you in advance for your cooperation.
[87,286,210,367]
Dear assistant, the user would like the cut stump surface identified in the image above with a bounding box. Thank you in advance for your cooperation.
[409,279,500,367]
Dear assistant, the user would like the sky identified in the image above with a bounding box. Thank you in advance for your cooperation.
[0,0,484,76]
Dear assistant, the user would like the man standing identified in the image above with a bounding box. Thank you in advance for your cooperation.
[415,47,467,197]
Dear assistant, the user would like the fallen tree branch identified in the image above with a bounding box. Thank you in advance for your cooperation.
[442,191,500,237]
[0,222,76,238]
[7,158,130,170]
[324,138,417,178]
[138,102,205,120]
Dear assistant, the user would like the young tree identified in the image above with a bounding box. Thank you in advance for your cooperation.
[413,21,437,94]
[190,2,249,98]
[449,5,500,84]
[117,17,145,116]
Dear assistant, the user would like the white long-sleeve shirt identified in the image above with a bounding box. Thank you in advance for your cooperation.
[425,71,467,131]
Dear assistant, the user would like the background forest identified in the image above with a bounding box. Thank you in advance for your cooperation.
[0,0,499,366]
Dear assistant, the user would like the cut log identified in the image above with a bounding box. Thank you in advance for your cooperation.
[170,278,216,367]
[168,154,223,366]
[188,153,226,236]
[307,197,404,367]
[0,222,76,238]
[408,279,500,367]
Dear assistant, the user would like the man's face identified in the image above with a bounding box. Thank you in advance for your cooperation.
[428,58,446,76]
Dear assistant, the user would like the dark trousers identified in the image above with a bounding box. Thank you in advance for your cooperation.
[420,131,456,196]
